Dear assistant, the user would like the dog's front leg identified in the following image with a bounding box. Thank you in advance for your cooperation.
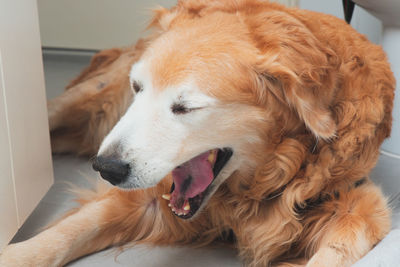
[304,181,391,267]
[0,198,113,267]
[0,181,204,267]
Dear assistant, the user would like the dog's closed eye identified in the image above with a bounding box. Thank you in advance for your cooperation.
[171,103,203,115]
[132,80,143,93]
[171,103,190,114]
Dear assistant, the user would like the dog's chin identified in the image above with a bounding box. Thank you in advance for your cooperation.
[161,148,233,219]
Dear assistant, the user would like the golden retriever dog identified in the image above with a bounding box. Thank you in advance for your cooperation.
[0,0,396,266]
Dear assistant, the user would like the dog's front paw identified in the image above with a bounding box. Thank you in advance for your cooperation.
[0,242,57,267]
[306,247,350,267]
[1,243,33,267]
[1,243,23,267]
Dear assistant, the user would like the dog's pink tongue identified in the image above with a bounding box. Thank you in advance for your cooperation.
[171,151,215,208]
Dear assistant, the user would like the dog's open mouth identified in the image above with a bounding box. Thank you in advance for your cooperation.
[162,148,233,219]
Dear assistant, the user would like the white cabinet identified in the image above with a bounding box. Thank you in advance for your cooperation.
[0,0,54,249]
[0,74,18,250]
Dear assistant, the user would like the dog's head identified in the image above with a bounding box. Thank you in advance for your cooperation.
[93,0,338,219]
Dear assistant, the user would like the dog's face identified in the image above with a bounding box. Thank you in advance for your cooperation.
[93,8,337,219]
[94,13,270,219]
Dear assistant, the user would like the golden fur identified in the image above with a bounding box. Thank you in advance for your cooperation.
[1,0,395,266]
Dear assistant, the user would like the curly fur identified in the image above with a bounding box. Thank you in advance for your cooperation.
[1,1,395,267]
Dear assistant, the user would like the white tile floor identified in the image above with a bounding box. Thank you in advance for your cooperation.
[10,50,400,266]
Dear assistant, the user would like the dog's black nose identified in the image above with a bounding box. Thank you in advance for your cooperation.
[92,156,130,185]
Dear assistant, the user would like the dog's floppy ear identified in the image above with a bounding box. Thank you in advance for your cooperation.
[66,48,122,89]
[148,0,213,31]
[258,61,336,139]
[148,6,181,31]
[255,20,339,139]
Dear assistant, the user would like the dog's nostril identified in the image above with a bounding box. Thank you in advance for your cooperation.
[92,156,130,185]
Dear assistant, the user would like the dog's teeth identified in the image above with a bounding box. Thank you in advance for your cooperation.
[208,151,216,163]
[183,203,190,211]
[162,194,171,200]
[208,152,214,163]
[178,212,183,216]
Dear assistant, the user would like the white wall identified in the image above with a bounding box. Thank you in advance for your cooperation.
[37,0,176,50]
[37,1,382,49]
[299,0,382,44]
[37,0,300,50]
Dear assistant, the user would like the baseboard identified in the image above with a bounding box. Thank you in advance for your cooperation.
[42,47,98,58]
